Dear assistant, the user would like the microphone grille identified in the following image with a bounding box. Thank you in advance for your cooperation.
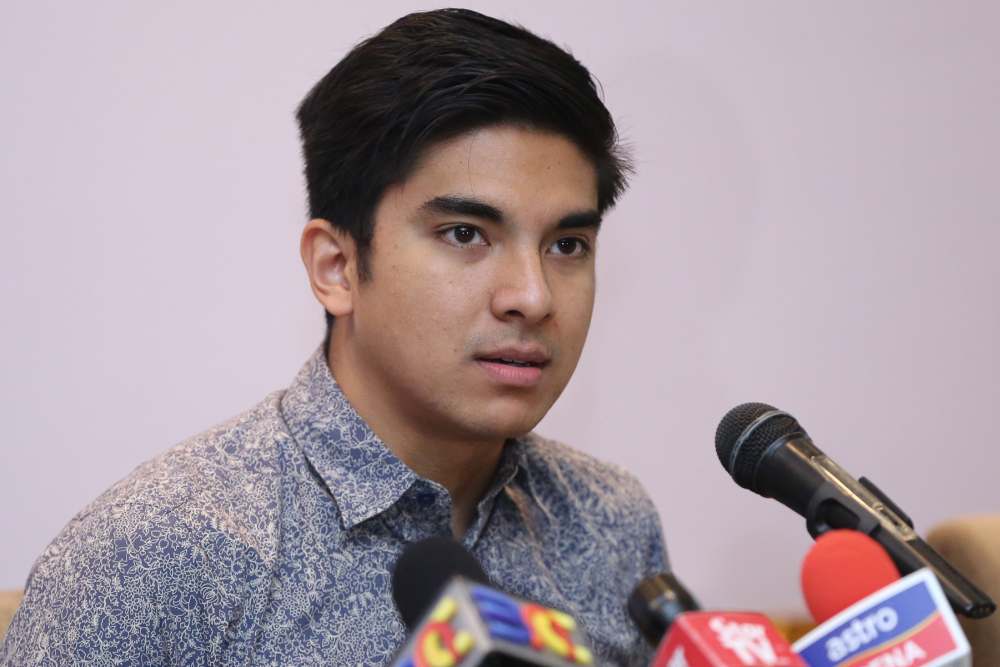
[715,402,804,489]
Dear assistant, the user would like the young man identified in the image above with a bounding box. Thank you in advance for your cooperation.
[2,9,667,665]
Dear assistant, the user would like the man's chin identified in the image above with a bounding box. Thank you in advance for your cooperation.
[471,408,547,442]
[443,386,557,441]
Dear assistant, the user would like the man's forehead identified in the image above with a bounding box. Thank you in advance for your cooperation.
[388,125,600,222]
[418,125,595,177]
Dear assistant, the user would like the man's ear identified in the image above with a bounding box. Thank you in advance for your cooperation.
[300,219,357,318]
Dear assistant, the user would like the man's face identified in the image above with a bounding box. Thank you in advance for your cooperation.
[342,124,600,444]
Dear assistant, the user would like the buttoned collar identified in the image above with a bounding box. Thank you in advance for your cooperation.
[279,348,526,535]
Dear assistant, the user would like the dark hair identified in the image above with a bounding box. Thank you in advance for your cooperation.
[296,8,632,349]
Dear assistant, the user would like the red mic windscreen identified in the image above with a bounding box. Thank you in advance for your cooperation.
[801,529,901,624]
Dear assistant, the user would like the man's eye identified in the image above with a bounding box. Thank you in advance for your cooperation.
[549,237,590,257]
[441,225,486,246]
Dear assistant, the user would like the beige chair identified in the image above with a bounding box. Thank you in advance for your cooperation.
[0,590,24,641]
[927,514,1000,665]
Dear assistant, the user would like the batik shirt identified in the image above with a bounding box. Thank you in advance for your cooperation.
[2,349,669,665]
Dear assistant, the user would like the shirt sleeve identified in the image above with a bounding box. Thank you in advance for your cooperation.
[1,501,262,666]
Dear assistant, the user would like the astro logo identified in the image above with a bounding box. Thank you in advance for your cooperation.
[411,597,475,667]
[824,607,899,662]
[793,570,967,667]
[471,586,594,664]
[708,616,778,665]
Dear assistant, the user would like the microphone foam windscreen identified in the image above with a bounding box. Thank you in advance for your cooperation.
[801,529,901,624]
[391,536,489,630]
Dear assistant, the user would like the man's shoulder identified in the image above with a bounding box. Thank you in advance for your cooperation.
[53,391,292,568]
[8,396,291,665]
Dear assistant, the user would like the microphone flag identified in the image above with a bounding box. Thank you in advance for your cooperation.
[793,568,970,667]
[390,576,594,667]
[650,611,806,667]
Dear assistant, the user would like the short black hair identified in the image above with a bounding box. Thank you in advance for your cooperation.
[296,8,632,349]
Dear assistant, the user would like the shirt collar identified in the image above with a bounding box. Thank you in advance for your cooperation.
[280,348,417,529]
[462,438,525,547]
[279,347,528,533]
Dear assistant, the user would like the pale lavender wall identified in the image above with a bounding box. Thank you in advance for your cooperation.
[2,1,998,615]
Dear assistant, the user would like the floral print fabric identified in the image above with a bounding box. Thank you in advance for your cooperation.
[2,348,668,665]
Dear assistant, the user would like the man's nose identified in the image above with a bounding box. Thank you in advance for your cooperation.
[490,248,553,325]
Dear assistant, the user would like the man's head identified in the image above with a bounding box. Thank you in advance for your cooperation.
[297,9,631,445]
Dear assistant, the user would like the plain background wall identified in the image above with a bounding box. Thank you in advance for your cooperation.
[2,1,998,615]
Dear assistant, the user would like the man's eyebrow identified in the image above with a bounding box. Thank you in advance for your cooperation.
[421,196,504,223]
[421,195,602,231]
[557,210,602,231]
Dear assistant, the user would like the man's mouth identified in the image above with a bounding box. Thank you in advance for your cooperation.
[474,349,549,387]
[480,357,542,368]
[473,345,551,367]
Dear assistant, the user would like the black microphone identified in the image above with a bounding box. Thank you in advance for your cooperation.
[627,572,700,646]
[715,402,996,619]
[392,535,490,631]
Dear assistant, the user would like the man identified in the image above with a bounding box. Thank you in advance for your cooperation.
[2,9,667,665]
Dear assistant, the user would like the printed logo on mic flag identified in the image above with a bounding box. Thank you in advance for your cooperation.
[651,612,806,667]
[471,586,594,664]
[793,569,970,667]
[392,578,596,667]
[708,616,779,665]
[400,596,475,667]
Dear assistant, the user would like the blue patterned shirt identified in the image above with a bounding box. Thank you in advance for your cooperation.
[2,349,668,665]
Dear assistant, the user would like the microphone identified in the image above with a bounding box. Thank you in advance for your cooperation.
[390,536,595,666]
[392,535,491,630]
[627,572,701,646]
[800,529,900,624]
[714,402,996,619]
[629,573,806,666]
[793,530,971,666]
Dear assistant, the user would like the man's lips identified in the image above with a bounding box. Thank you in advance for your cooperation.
[473,346,550,387]
[474,345,550,366]
[475,359,544,387]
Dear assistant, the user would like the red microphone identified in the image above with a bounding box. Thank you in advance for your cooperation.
[800,529,901,624]
[629,573,806,666]
[794,530,971,666]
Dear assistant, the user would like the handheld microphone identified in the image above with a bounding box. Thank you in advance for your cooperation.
[715,402,996,619]
[390,536,595,666]
[627,572,701,646]
[629,573,806,666]
[794,531,971,666]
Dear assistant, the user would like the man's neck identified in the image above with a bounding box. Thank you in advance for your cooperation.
[325,346,505,538]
